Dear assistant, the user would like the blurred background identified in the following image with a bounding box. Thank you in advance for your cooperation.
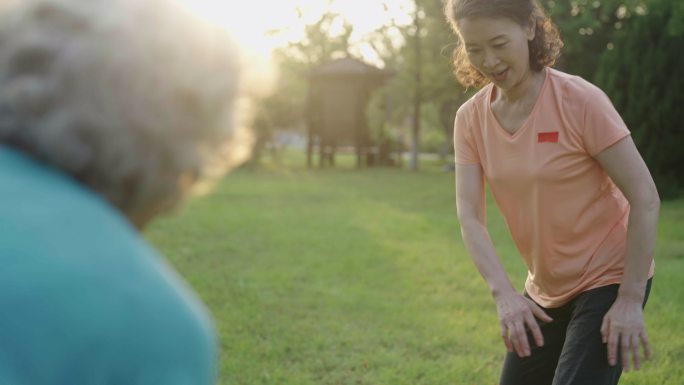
[149,1,684,384]
[179,0,683,198]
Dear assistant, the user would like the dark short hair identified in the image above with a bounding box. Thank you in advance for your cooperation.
[444,0,563,88]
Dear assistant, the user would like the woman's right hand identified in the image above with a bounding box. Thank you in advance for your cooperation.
[495,292,553,357]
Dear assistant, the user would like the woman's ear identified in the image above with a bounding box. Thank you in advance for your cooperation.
[526,16,537,41]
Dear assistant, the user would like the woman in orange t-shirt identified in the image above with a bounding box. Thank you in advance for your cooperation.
[445,1,659,384]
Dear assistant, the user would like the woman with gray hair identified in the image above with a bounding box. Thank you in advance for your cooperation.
[0,0,245,383]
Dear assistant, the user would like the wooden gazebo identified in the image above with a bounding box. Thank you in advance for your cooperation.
[306,57,393,168]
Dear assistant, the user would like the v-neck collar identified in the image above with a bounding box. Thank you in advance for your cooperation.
[487,67,550,140]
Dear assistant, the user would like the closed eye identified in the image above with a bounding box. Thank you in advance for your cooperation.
[493,42,508,49]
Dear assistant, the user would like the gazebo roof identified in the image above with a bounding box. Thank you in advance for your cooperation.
[310,57,394,79]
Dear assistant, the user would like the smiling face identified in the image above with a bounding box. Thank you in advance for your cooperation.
[457,16,536,90]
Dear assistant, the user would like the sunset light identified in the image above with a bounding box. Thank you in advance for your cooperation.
[2,0,679,383]
[176,0,413,63]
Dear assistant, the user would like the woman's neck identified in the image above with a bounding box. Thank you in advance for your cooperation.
[496,69,545,104]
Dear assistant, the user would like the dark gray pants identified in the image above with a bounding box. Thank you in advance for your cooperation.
[499,279,652,385]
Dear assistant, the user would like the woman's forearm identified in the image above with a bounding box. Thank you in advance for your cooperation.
[459,217,517,298]
[619,198,660,302]
[593,137,660,304]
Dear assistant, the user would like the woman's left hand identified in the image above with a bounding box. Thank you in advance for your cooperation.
[600,296,652,372]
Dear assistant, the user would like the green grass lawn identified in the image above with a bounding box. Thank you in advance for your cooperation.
[145,154,684,385]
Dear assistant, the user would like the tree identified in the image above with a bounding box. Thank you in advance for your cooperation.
[594,0,684,198]
[366,0,468,170]
[545,0,651,79]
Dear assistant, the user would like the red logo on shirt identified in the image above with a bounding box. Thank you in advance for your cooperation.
[538,131,559,143]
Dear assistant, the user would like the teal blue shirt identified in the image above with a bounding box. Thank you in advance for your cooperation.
[0,146,217,385]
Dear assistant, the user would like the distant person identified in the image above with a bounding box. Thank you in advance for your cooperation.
[445,0,659,384]
[0,0,244,383]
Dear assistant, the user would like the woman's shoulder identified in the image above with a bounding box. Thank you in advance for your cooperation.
[546,67,608,102]
[457,84,492,118]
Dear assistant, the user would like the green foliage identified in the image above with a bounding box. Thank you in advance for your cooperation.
[594,0,684,198]
[285,12,354,67]
[545,0,650,78]
[366,0,469,158]
[253,53,307,133]
[145,159,684,384]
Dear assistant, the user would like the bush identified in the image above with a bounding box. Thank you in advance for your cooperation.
[594,0,684,199]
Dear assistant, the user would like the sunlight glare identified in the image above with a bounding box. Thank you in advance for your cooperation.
[175,0,298,58]
[176,0,412,65]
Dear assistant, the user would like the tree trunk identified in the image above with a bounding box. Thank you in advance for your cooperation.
[410,1,422,171]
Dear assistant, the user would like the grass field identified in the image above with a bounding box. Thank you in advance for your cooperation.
[146,154,684,385]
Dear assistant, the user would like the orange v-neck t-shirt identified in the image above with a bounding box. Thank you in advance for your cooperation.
[454,67,655,308]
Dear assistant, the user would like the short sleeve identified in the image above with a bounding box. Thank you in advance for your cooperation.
[582,86,630,156]
[453,105,480,165]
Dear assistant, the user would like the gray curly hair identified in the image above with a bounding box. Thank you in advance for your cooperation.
[0,0,247,224]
